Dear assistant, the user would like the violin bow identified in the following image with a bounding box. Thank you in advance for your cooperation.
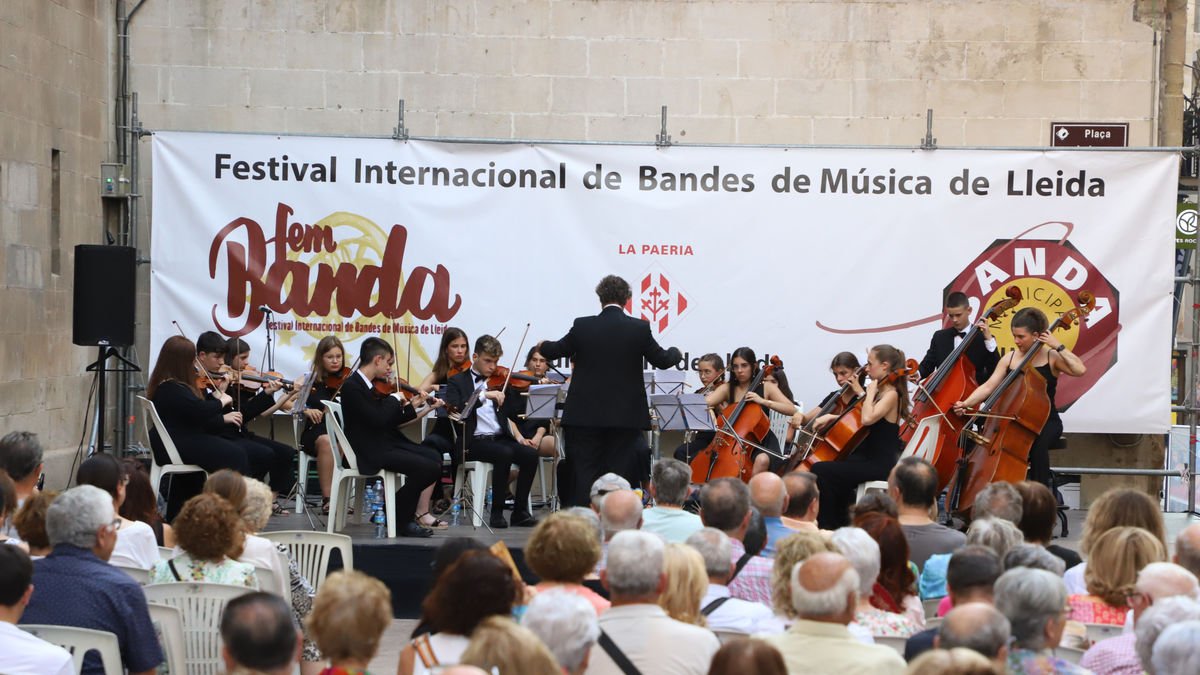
[330,356,362,401]
[502,323,531,391]
[172,320,223,395]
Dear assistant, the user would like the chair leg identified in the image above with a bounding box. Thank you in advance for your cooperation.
[352,478,366,525]
[327,476,342,533]
[296,452,310,514]
[383,473,397,538]
[150,464,163,500]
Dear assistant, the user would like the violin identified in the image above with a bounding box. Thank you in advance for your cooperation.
[323,365,352,390]
[447,360,472,379]
[901,286,1023,490]
[372,373,422,399]
[691,356,782,484]
[779,365,866,474]
[224,365,296,392]
[489,366,542,391]
[945,291,1095,518]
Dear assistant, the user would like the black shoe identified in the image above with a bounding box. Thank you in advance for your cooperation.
[399,521,434,538]
[489,513,510,529]
[510,511,538,527]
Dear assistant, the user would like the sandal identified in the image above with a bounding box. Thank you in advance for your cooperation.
[320,499,353,516]
[271,502,288,516]
[417,512,450,530]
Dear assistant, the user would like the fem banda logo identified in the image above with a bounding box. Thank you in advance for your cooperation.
[208,202,462,336]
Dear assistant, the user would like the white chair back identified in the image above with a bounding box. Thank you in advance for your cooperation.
[143,582,253,675]
[114,564,150,586]
[874,635,908,655]
[253,565,289,608]
[767,409,791,447]
[137,395,185,465]
[1084,622,1123,643]
[712,629,749,645]
[323,401,361,473]
[19,625,123,675]
[922,598,942,619]
[147,602,187,675]
[262,530,354,590]
[159,546,175,559]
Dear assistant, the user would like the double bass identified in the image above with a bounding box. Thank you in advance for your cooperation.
[778,365,865,474]
[945,291,1095,517]
[901,286,1023,489]
[691,356,782,484]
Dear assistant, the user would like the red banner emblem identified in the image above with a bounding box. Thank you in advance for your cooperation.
[626,269,689,334]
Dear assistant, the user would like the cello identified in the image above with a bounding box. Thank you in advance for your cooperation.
[691,356,782,484]
[901,286,1023,489]
[779,365,865,474]
[945,292,1095,517]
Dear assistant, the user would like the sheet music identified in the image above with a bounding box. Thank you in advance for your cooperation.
[644,370,687,396]
[290,372,316,415]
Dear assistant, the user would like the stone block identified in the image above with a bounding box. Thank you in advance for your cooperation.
[891,114,961,146]
[1119,41,1155,82]
[363,34,439,73]
[394,0,477,36]
[740,41,855,80]
[699,2,777,41]
[662,40,737,78]
[927,79,1006,118]
[964,41,1041,82]
[475,0,552,37]
[475,75,552,114]
[398,73,475,112]
[285,31,363,72]
[930,2,1006,42]
[625,78,700,117]
[672,115,736,144]
[435,111,514,138]
[436,35,513,75]
[131,26,208,68]
[773,2,851,42]
[3,161,38,208]
[860,40,966,82]
[285,0,327,32]
[849,2,932,42]
[550,77,625,115]
[587,39,664,78]
[325,71,401,111]
[249,70,326,109]
[1003,81,1082,118]
[208,29,287,70]
[700,78,775,117]
[735,116,814,145]
[584,114,657,142]
[812,117,892,146]
[1006,2,1082,42]
[225,106,299,134]
[962,117,1044,146]
[282,107,361,135]
[170,0,252,30]
[249,1,290,31]
[512,37,588,77]
[776,79,853,117]
[169,66,248,106]
[549,0,630,39]
[357,109,437,136]
[1082,2,1155,42]
[1041,42,1123,82]
[625,2,702,40]
[1081,80,1153,119]
[512,113,587,141]
[130,64,164,104]
[851,79,928,118]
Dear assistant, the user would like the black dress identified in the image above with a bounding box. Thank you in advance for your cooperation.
[298,376,337,454]
[1026,363,1061,488]
[812,416,903,530]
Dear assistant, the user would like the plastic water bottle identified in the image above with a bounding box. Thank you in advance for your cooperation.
[370,480,386,538]
[450,501,461,527]
[485,487,493,510]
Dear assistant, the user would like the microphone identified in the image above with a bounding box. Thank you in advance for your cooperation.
[258,305,273,314]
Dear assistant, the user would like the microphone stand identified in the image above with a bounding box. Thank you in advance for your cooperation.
[261,307,275,373]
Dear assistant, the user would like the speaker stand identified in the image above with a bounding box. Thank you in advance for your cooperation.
[85,344,141,456]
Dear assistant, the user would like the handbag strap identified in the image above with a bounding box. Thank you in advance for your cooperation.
[701,596,731,617]
[597,630,643,675]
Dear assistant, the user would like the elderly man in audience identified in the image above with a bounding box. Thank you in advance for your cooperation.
[590,473,630,512]
[587,530,719,675]
[830,526,918,637]
[596,488,642,573]
[221,592,301,675]
[0,431,43,509]
[994,567,1089,675]
[685,527,778,635]
[20,485,162,675]
[906,545,1002,660]
[1081,561,1199,675]
[0,545,71,675]
[970,481,1023,524]
[781,471,821,533]
[522,588,600,675]
[936,602,1010,667]
[1174,522,1200,579]
[1151,620,1200,675]
[750,472,794,556]
[700,478,773,606]
[759,551,905,674]
[641,459,702,543]
[1003,543,1067,575]
[888,457,965,572]
[1135,596,1200,674]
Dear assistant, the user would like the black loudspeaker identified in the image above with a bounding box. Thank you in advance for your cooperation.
[73,245,136,347]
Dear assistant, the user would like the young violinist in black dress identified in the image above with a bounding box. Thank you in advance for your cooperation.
[952,307,1086,487]
[811,345,909,529]
[703,347,796,476]
[414,327,470,525]
[673,352,725,463]
[790,351,864,430]
[298,335,349,512]
[501,345,559,458]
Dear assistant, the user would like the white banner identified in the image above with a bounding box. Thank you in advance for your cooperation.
[151,132,1177,433]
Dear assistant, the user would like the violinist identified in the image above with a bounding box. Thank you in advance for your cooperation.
[811,345,910,529]
[703,347,797,476]
[918,292,999,385]
[502,346,558,458]
[443,335,540,528]
[952,307,1086,487]
[672,353,725,463]
[790,351,863,429]
[298,336,348,513]
[416,327,470,456]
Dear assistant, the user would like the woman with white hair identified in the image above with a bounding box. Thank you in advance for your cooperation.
[831,527,918,637]
[1151,621,1200,675]
[994,567,1089,675]
[521,588,599,675]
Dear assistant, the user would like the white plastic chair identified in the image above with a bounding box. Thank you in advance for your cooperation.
[767,409,792,448]
[147,602,187,675]
[923,598,942,619]
[262,530,354,590]
[19,625,123,675]
[323,401,401,538]
[712,629,749,645]
[856,480,890,503]
[874,635,908,655]
[453,460,499,527]
[1084,622,1123,643]
[143,582,253,675]
[114,564,150,585]
[137,396,208,498]
[253,565,291,610]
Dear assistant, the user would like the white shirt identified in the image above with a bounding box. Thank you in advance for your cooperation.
[1064,562,1087,595]
[0,621,74,675]
[701,584,780,635]
[238,534,290,598]
[108,520,160,569]
[954,331,997,352]
[585,603,720,675]
[470,372,503,436]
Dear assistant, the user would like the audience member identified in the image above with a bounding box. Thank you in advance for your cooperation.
[854,511,923,625]
[700,478,773,606]
[848,491,898,521]
[706,637,787,675]
[921,517,1022,610]
[659,542,709,626]
[744,507,768,557]
[1013,480,1080,569]
[687,527,778,635]
[1150,620,1200,675]
[831,526,918,637]
[0,431,43,508]
[1134,597,1200,674]
[0,472,16,545]
[904,648,1001,675]
[205,472,287,595]
[970,481,1022,524]
[781,471,820,532]
[1066,487,1166,595]
[993,567,1088,675]
[522,588,599,675]
[119,459,175,548]
[905,546,1001,661]
[462,616,561,675]
[769,530,837,622]
[1002,543,1066,575]
[888,457,964,572]
[597,488,643,573]
[410,537,491,638]
[150,492,258,588]
[526,512,610,614]
[937,603,1010,664]
[1174,522,1200,579]
[400,550,516,675]
[750,472,793,556]
[220,592,300,675]
[12,490,56,558]
[307,570,392,674]
[0,545,72,675]
[1069,526,1165,625]
[642,459,703,543]
[590,473,631,511]
[21,485,163,675]
[760,551,905,674]
[589,530,719,675]
[75,453,159,569]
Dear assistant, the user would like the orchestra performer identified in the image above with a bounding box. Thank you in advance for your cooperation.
[297,335,346,513]
[703,347,797,476]
[790,351,864,429]
[222,337,300,505]
[502,345,558,458]
[918,291,999,385]
[672,353,725,464]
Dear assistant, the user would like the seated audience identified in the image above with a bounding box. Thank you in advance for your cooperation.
[849,491,898,520]
[203,470,289,595]
[119,458,176,548]
[1069,526,1165,625]
[780,471,821,532]
[660,542,708,626]
[854,511,923,625]
[923,517,1022,613]
[1174,522,1200,579]
[888,457,965,572]
[769,531,837,626]
[759,551,905,674]
[400,550,517,675]
[462,616,561,675]
[75,453,159,569]
[744,507,768,557]
[993,567,1089,675]
[526,512,610,614]
[307,570,392,674]
[0,472,16,546]
[1013,480,1080,569]
[905,546,1001,661]
[1082,562,1199,675]
[12,490,56,558]
[221,592,301,675]
[1065,487,1166,595]
[749,472,793,556]
[597,488,643,573]
[687,527,778,635]
[20,485,163,675]
[411,538,490,638]
[937,603,1010,665]
[642,459,703,543]
[904,648,1001,675]
[706,637,787,675]
[0,545,72,675]
[830,526,918,637]
[1002,543,1066,575]
[0,431,44,513]
[1135,597,1200,674]
[970,481,1022,524]
[150,492,258,588]
[1150,620,1200,675]
[700,478,772,606]
[589,530,720,675]
[522,588,599,675]
[590,473,631,512]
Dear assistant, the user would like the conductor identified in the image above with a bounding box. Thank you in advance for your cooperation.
[539,275,683,506]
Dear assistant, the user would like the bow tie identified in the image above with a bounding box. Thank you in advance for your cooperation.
[955,331,967,338]
[473,372,486,383]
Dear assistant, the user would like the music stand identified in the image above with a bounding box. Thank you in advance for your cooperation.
[644,370,686,396]
[525,384,564,421]
[650,393,713,433]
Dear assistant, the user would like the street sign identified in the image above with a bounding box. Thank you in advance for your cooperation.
[1051,122,1129,147]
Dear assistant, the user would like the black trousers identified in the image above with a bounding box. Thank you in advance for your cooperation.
[813,455,896,530]
[561,426,649,507]
[367,440,442,524]
[236,435,296,496]
[151,429,250,520]
[467,435,538,515]
[1027,414,1062,488]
